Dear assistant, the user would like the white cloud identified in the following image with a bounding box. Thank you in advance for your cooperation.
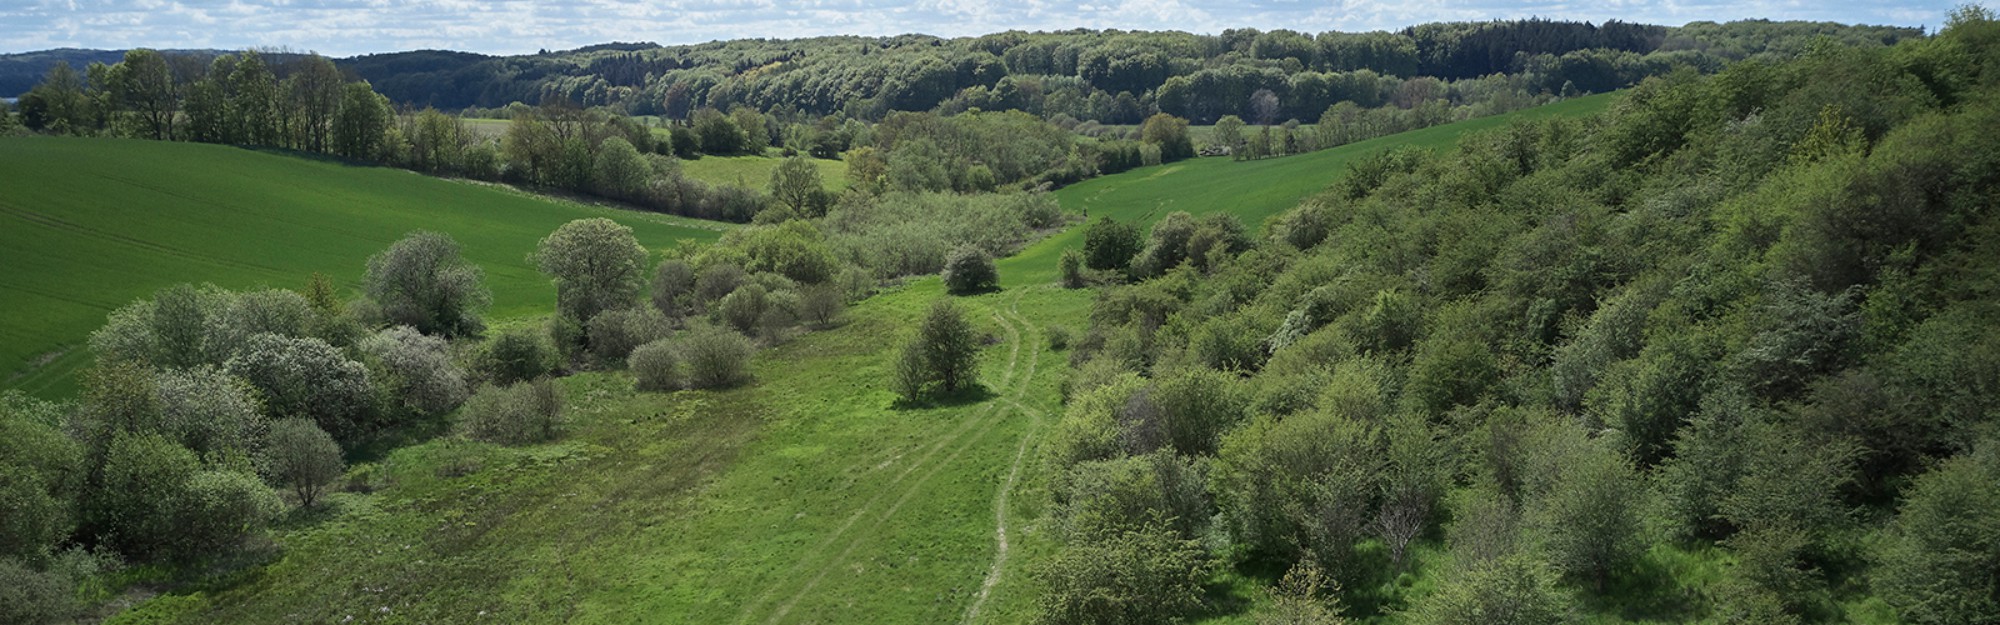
[0,0,1960,56]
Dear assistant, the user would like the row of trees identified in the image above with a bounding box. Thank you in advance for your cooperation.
[1030,9,2000,624]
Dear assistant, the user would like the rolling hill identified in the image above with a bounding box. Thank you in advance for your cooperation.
[0,137,726,398]
[96,94,1625,625]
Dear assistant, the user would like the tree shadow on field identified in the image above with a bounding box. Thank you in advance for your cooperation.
[890,383,996,410]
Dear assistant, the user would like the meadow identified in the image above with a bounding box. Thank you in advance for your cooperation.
[90,93,1624,624]
[0,137,725,398]
[460,118,850,194]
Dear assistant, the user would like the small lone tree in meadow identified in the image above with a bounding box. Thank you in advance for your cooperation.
[259,418,345,508]
[893,299,980,402]
[942,245,999,295]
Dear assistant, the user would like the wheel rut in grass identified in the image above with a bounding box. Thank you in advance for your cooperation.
[739,294,1039,625]
[959,295,1051,625]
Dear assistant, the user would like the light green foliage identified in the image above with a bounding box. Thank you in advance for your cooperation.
[675,324,755,389]
[723,220,840,285]
[364,230,490,337]
[225,333,375,442]
[259,418,344,508]
[942,245,999,295]
[91,433,197,561]
[628,339,682,392]
[892,299,981,401]
[534,218,651,325]
[1059,248,1086,288]
[333,81,392,160]
[1057,451,1209,540]
[458,379,565,445]
[175,469,284,558]
[1146,367,1249,456]
[771,156,831,216]
[359,326,471,418]
[1404,555,1576,625]
[1213,406,1382,582]
[152,366,265,461]
[593,136,652,200]
[823,191,1059,278]
[1139,113,1195,161]
[718,284,769,336]
[1212,115,1247,151]
[1033,521,1213,625]
[0,393,82,562]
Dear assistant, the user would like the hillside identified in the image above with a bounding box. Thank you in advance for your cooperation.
[0,137,725,398]
[82,87,1613,625]
[1008,93,1615,284]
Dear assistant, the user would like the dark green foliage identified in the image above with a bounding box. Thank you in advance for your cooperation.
[1033,520,1213,625]
[1056,451,1209,540]
[587,306,675,366]
[893,299,981,401]
[1059,248,1087,288]
[651,258,698,318]
[1082,218,1142,272]
[0,556,78,625]
[458,379,565,445]
[0,393,82,562]
[717,284,769,335]
[477,326,559,385]
[1213,402,1383,583]
[259,419,344,508]
[1874,441,2000,625]
[942,245,999,295]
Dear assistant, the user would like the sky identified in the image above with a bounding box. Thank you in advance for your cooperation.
[0,0,1962,57]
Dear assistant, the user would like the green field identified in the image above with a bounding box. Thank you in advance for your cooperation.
[1009,93,1615,285]
[0,137,726,398]
[80,94,1620,624]
[677,153,851,194]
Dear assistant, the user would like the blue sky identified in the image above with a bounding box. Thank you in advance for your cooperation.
[0,0,1961,57]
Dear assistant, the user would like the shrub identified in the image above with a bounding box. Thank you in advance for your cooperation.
[1034,521,1213,625]
[678,325,755,389]
[533,218,649,324]
[718,283,769,335]
[942,245,999,295]
[1404,555,1576,625]
[90,433,197,562]
[224,333,375,443]
[893,299,980,401]
[587,306,674,366]
[800,284,845,329]
[362,231,489,337]
[629,339,682,392]
[173,469,283,560]
[151,365,265,461]
[477,326,558,385]
[695,262,748,304]
[458,379,565,445]
[651,258,697,318]
[1046,325,1072,351]
[259,418,345,508]
[1873,441,2000,625]
[0,557,76,625]
[1059,248,1087,288]
[1082,218,1142,272]
[359,326,470,418]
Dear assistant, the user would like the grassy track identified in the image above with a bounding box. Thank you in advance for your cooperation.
[95,94,1620,624]
[0,137,724,398]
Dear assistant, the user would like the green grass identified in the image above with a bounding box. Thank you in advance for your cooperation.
[677,153,850,194]
[1006,93,1616,286]
[108,280,1080,625]
[0,137,726,398]
[89,94,1625,624]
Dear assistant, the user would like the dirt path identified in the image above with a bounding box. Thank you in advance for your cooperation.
[738,298,1037,625]
[959,297,1051,625]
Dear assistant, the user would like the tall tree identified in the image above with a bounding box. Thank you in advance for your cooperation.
[332,82,391,160]
[115,50,177,140]
[287,55,344,153]
[229,51,281,146]
[532,218,650,325]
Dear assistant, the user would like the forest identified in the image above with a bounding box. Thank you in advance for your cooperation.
[2,6,1998,625]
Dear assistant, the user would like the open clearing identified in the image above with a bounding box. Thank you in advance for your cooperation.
[0,137,724,398]
[88,95,1617,624]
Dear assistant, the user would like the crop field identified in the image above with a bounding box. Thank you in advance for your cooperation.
[73,94,1621,624]
[0,137,725,398]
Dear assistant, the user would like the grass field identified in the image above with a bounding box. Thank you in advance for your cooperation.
[0,137,726,398]
[84,94,1621,624]
[1007,93,1616,285]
